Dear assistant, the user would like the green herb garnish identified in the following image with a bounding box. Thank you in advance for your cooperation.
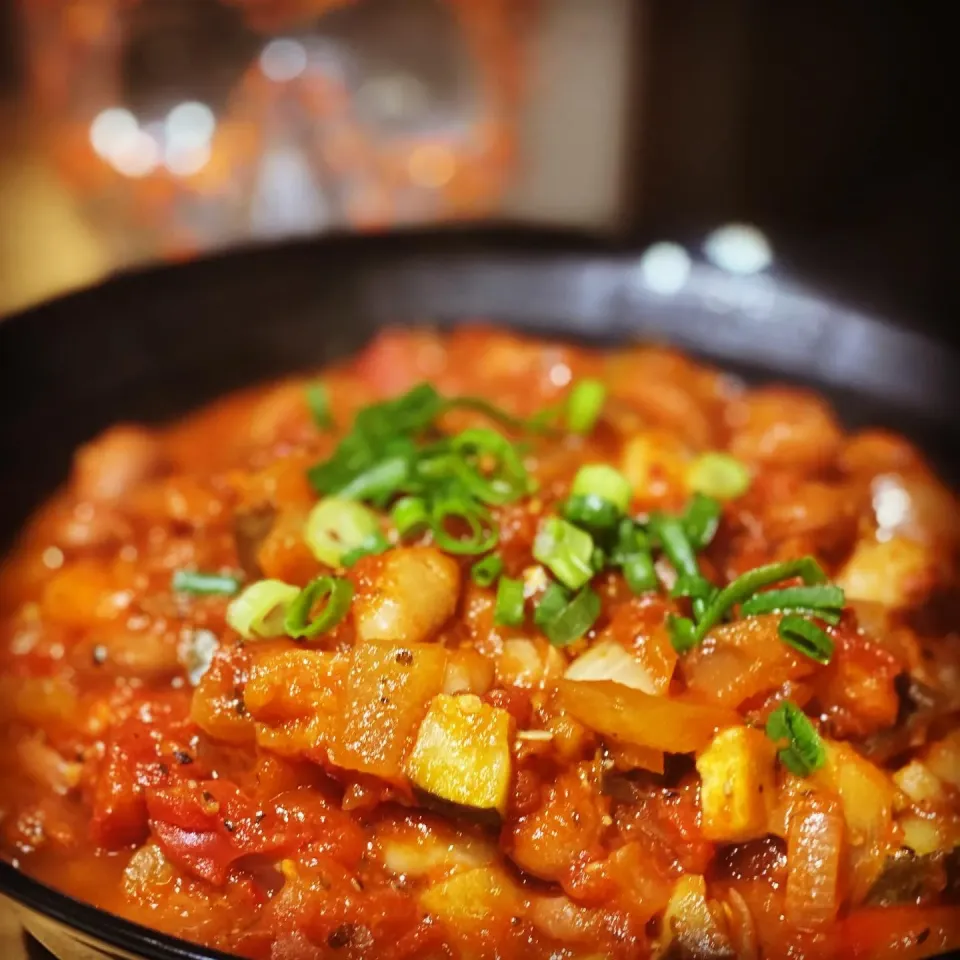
[765,700,826,776]
[777,614,835,665]
[172,570,242,596]
[494,576,526,627]
[283,576,353,640]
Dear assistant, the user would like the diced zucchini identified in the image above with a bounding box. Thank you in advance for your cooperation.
[405,694,512,814]
[696,726,776,843]
[419,866,522,926]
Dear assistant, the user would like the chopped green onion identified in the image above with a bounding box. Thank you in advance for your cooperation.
[305,497,382,568]
[283,576,353,641]
[534,581,571,626]
[540,586,601,647]
[609,518,650,567]
[649,514,699,578]
[442,395,555,435]
[590,546,608,572]
[566,379,607,435]
[391,496,430,537]
[562,494,621,533]
[650,513,707,620]
[447,428,532,504]
[227,579,301,639]
[687,452,750,501]
[778,614,835,665]
[471,554,504,587]
[172,570,241,596]
[571,464,631,513]
[692,556,828,646]
[340,530,391,568]
[765,701,826,776]
[683,493,722,551]
[533,517,595,590]
[430,498,498,556]
[305,381,333,430]
[667,614,699,654]
[336,455,411,504]
[494,576,526,627]
[623,552,658,595]
[740,584,845,626]
[670,573,717,603]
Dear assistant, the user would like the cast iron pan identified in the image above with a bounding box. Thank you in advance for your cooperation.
[0,228,958,960]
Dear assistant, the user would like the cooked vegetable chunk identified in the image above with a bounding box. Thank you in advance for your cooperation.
[405,694,513,814]
[696,726,776,843]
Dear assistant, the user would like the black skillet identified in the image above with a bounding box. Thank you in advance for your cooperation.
[0,228,958,960]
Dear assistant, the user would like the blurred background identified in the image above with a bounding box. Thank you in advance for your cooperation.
[0,0,956,341]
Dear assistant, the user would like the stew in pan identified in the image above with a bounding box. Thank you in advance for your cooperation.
[1,327,958,959]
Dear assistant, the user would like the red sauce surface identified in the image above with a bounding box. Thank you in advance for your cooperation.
[1,327,959,960]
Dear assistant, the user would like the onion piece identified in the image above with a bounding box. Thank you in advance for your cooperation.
[556,679,739,754]
[785,791,844,930]
[564,640,659,694]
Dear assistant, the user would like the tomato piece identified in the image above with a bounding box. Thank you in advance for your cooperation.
[146,780,365,885]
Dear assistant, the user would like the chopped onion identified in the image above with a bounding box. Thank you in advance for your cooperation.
[564,640,659,695]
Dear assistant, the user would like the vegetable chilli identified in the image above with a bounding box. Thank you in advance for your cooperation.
[1,327,958,960]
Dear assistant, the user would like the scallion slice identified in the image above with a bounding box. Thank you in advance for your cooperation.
[683,493,722,551]
[562,494,621,533]
[566,379,606,435]
[609,518,650,567]
[667,614,699,654]
[740,584,845,626]
[765,700,826,776]
[670,573,718,603]
[692,555,828,646]
[540,586,601,647]
[494,576,526,627]
[571,464,631,514]
[430,498,498,556]
[227,579,301,639]
[305,497,382,568]
[650,512,710,620]
[534,581,571,626]
[284,576,353,640]
[171,570,241,596]
[336,455,411,505]
[391,496,430,538]
[778,614,835,665]
[687,452,750,500]
[623,552,658,595]
[649,513,699,578]
[471,554,504,587]
[533,516,595,590]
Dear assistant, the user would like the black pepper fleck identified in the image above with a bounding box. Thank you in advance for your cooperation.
[92,645,108,665]
[917,929,931,945]
[395,650,414,666]
[223,820,235,833]
[174,750,193,765]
